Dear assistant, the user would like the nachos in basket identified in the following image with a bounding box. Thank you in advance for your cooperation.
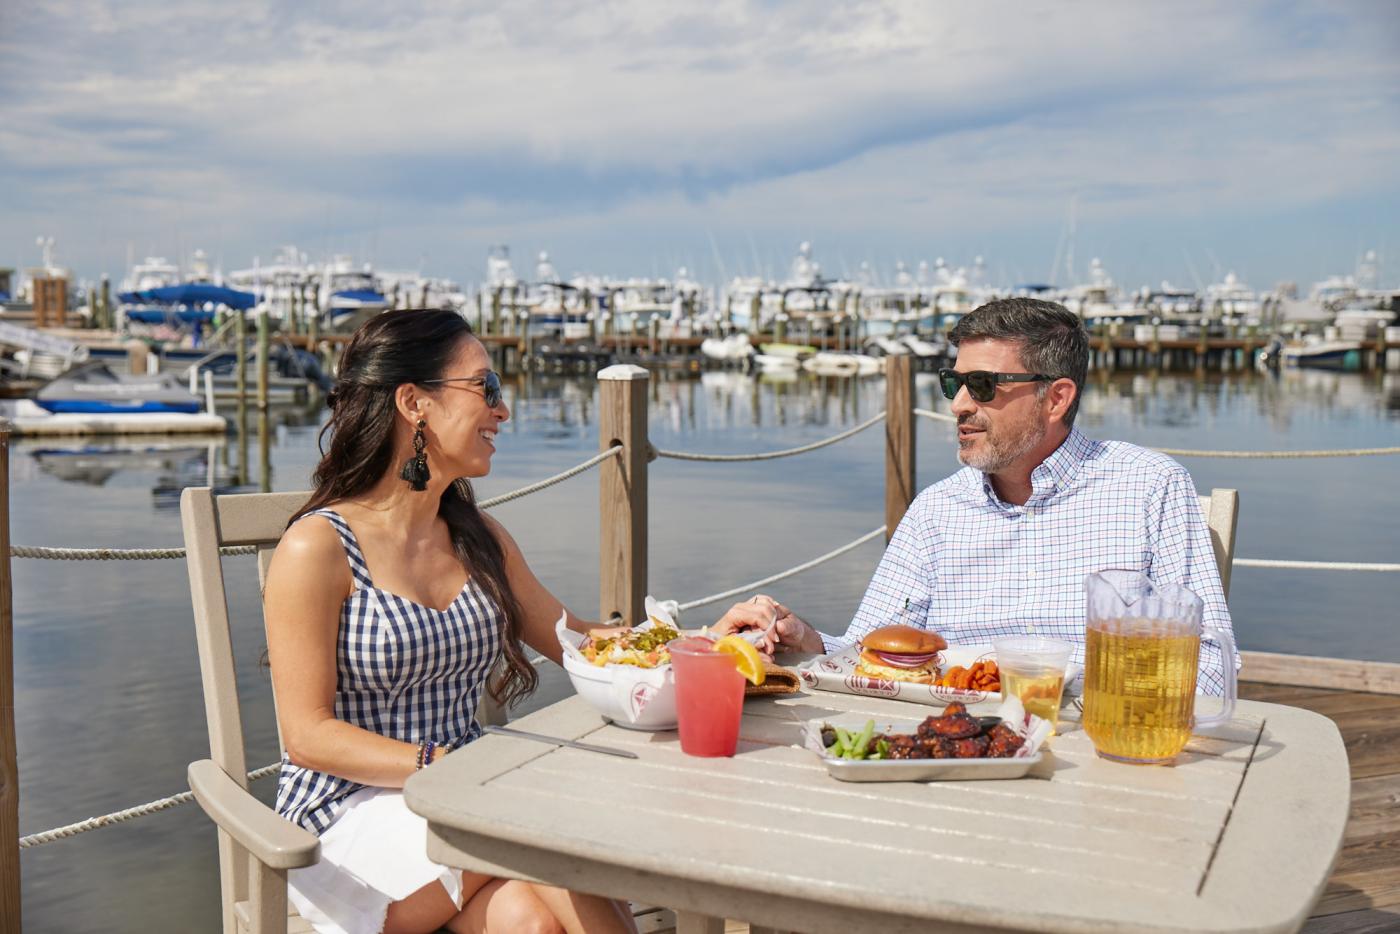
[580,623,681,668]
[854,624,947,684]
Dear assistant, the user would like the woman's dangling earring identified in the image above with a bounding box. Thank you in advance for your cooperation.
[400,418,430,491]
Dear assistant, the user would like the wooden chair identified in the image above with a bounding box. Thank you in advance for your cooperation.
[180,487,509,934]
[1198,487,1240,598]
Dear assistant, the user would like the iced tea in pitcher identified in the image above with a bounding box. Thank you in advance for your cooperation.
[1082,571,1236,765]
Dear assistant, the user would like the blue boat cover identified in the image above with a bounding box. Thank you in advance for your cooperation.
[124,308,218,325]
[117,283,256,310]
[331,289,387,303]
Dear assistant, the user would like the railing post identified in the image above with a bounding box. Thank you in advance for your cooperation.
[598,365,649,625]
[884,355,915,541]
[0,424,18,931]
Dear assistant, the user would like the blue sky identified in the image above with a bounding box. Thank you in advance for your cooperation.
[1,0,1397,292]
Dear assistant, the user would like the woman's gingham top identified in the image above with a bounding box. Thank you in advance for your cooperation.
[276,508,503,834]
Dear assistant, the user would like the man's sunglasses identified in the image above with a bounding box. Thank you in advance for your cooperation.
[937,368,1054,403]
[422,371,503,408]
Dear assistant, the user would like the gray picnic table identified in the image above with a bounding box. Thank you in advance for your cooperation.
[404,686,1349,934]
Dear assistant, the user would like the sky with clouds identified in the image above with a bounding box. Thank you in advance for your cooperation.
[1,0,1397,292]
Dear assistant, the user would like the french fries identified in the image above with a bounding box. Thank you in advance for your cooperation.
[937,659,1000,692]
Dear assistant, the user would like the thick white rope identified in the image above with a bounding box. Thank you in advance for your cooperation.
[477,445,621,508]
[19,763,281,848]
[11,448,623,561]
[655,412,886,462]
[678,526,886,612]
[913,407,956,423]
[1235,558,1400,572]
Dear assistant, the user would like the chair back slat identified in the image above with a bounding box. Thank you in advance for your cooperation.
[1198,488,1240,599]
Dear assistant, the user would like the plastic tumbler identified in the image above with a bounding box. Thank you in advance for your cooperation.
[993,635,1075,731]
[668,637,745,757]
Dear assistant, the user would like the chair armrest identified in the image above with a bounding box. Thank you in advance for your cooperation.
[187,759,320,870]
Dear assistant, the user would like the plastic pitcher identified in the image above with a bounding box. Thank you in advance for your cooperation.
[1081,570,1237,764]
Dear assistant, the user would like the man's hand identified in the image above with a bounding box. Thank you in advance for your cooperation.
[709,594,826,658]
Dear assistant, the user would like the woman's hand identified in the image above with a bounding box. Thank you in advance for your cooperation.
[709,595,824,658]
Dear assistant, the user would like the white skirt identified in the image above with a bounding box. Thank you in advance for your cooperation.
[288,786,465,934]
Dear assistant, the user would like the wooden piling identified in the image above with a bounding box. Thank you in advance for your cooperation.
[100,275,112,331]
[126,338,149,376]
[256,311,270,411]
[598,365,649,625]
[235,310,247,403]
[884,355,915,541]
[0,426,18,933]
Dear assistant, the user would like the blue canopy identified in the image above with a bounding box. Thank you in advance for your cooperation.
[118,283,256,310]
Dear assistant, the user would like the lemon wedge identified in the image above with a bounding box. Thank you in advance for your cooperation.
[713,635,766,686]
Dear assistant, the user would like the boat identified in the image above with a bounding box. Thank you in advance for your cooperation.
[1204,270,1262,320]
[698,333,753,364]
[117,283,256,328]
[801,351,881,376]
[34,361,205,414]
[1281,337,1363,370]
[318,256,389,331]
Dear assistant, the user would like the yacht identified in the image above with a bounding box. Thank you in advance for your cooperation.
[317,256,389,332]
[1204,271,1262,320]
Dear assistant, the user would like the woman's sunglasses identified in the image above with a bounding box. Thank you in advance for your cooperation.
[937,368,1054,403]
[422,371,504,408]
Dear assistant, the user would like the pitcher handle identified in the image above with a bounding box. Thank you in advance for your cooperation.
[1194,624,1237,731]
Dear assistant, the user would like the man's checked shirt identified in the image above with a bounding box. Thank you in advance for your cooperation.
[825,427,1239,695]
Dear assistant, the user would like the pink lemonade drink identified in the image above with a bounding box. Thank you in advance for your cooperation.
[668,637,746,757]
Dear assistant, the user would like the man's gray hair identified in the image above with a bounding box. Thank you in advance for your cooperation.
[948,298,1090,427]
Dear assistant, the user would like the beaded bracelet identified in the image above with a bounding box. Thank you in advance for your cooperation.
[416,739,436,770]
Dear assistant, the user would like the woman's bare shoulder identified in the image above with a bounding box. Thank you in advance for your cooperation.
[268,513,352,596]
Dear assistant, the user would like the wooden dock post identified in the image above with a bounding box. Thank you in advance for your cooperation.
[255,310,270,411]
[126,338,149,376]
[99,275,112,331]
[598,365,649,625]
[235,309,248,403]
[884,355,915,541]
[0,426,18,933]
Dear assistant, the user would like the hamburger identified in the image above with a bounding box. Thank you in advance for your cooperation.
[855,624,947,684]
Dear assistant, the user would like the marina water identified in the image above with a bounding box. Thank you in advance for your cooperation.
[12,365,1399,932]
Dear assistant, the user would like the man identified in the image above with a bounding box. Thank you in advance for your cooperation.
[721,297,1237,694]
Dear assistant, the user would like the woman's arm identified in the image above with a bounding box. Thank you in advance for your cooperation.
[263,517,442,786]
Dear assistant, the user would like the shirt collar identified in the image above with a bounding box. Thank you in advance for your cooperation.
[976,426,1094,509]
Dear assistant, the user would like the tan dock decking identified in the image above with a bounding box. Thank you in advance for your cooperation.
[649,681,1400,934]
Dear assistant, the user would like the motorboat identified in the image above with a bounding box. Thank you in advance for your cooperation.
[319,256,389,331]
[117,283,256,327]
[801,351,881,376]
[1281,336,1363,370]
[699,333,753,364]
[34,361,205,414]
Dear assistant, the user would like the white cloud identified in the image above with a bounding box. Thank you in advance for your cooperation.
[0,0,1396,286]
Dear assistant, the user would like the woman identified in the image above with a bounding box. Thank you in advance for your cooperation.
[263,309,637,934]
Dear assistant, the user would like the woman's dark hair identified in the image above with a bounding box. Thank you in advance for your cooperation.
[292,308,537,708]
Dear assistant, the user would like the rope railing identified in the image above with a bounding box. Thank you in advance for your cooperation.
[678,525,887,612]
[1235,558,1400,572]
[654,411,885,462]
[8,446,623,562]
[19,762,281,849]
[913,409,1400,458]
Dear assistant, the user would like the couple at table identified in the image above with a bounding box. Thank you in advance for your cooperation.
[261,300,1235,934]
[716,297,1238,696]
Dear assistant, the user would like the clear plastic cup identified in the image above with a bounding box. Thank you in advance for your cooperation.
[993,636,1075,731]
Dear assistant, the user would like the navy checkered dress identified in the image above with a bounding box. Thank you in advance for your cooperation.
[276,508,504,834]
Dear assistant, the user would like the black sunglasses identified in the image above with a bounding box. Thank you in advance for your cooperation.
[937,368,1054,403]
[422,371,503,408]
